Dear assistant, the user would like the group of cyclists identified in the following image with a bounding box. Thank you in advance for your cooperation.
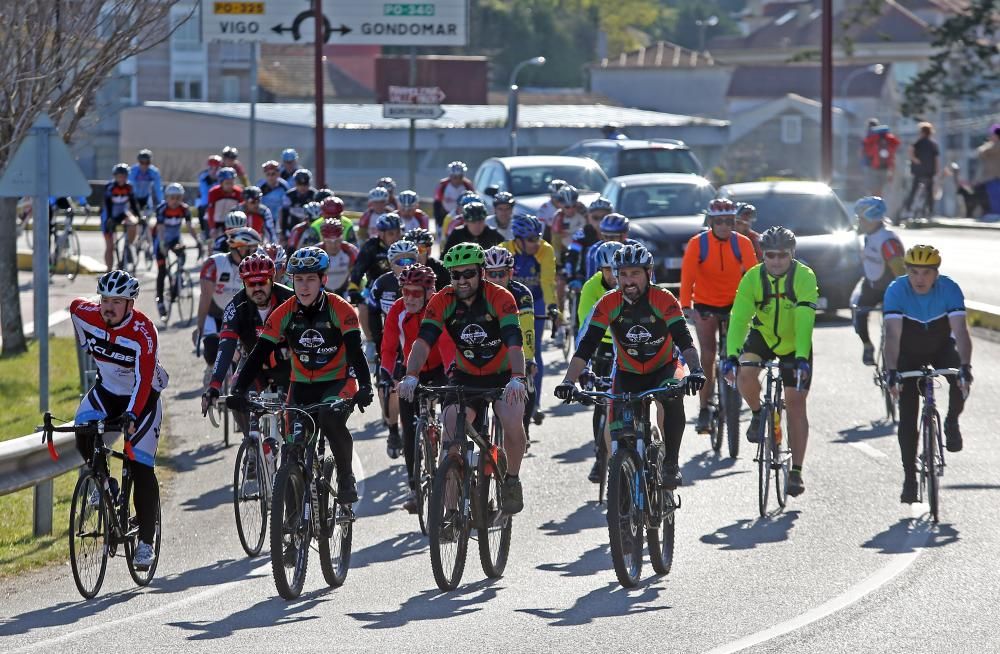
[67,148,974,582]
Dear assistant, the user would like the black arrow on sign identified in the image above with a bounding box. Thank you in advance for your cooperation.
[271,23,295,37]
[331,24,352,36]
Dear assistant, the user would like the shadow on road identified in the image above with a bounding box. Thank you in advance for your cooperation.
[552,440,592,465]
[862,518,960,554]
[180,483,231,513]
[167,590,331,640]
[356,465,410,519]
[834,422,896,444]
[517,579,670,626]
[351,531,427,570]
[539,503,605,537]
[536,543,610,578]
[681,451,746,486]
[159,441,227,474]
[700,510,800,550]
[348,578,501,628]
[943,483,1000,491]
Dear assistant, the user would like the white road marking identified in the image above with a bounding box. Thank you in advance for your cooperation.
[848,441,888,460]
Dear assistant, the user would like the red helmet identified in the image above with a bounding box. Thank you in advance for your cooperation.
[321,196,345,217]
[320,217,344,240]
[261,159,280,172]
[706,198,737,217]
[207,155,223,168]
[398,263,436,290]
[238,252,275,283]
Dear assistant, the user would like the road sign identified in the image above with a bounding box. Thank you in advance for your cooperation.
[388,85,447,104]
[202,1,467,45]
[383,104,446,120]
[0,115,90,198]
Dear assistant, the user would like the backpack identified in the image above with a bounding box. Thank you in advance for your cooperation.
[698,231,744,268]
[758,260,798,307]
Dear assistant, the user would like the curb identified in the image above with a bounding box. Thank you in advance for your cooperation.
[16,250,106,275]
[918,218,1000,231]
[967,300,1000,331]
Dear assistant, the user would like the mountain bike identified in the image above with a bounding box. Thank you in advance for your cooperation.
[896,367,960,523]
[39,412,162,599]
[161,244,196,326]
[572,381,688,588]
[872,313,897,424]
[412,386,444,535]
[420,385,512,591]
[740,361,797,517]
[707,314,741,458]
[232,391,284,557]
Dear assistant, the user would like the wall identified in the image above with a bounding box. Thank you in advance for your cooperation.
[589,67,734,119]
[724,111,823,181]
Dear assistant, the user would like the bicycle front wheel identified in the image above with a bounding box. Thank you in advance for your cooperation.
[771,409,790,510]
[645,437,676,576]
[234,440,267,557]
[607,446,644,588]
[709,376,723,453]
[69,473,109,599]
[756,417,772,517]
[176,270,196,325]
[115,232,134,273]
[319,457,353,587]
[428,455,469,591]
[269,461,309,599]
[924,410,943,523]
[414,420,437,536]
[477,448,512,578]
[723,380,742,459]
[123,475,162,587]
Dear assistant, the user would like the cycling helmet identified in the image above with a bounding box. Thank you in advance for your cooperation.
[736,202,757,222]
[375,212,403,232]
[137,149,152,161]
[706,198,738,217]
[398,263,437,290]
[287,246,329,275]
[855,196,888,223]
[612,243,653,274]
[759,226,797,251]
[462,202,488,222]
[398,190,419,208]
[313,188,334,203]
[227,227,262,248]
[207,155,223,168]
[303,202,323,220]
[377,177,396,192]
[96,270,139,300]
[387,240,419,263]
[112,163,129,176]
[595,241,625,269]
[164,183,185,198]
[259,243,287,269]
[599,213,630,234]
[404,227,433,247]
[368,186,389,202]
[458,192,482,209]
[293,169,312,185]
[320,217,343,240]
[493,191,515,207]
[243,186,262,201]
[448,161,468,175]
[261,160,280,172]
[557,185,579,205]
[483,246,515,270]
[511,215,543,239]
[589,196,613,213]
[222,145,239,158]
[548,179,567,196]
[217,167,237,182]
[904,244,941,267]
[225,210,248,230]
[442,242,485,269]
[239,252,275,282]
[321,196,344,217]
[281,148,298,162]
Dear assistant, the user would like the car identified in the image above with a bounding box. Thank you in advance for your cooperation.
[719,181,862,311]
[473,155,608,216]
[560,139,704,178]
[601,173,717,289]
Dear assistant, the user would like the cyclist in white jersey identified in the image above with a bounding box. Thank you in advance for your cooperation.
[318,217,358,296]
[536,179,566,230]
[486,191,516,240]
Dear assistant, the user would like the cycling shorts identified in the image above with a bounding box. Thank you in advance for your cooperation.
[740,329,813,390]
[609,366,683,433]
[447,370,511,422]
[101,213,129,235]
[76,385,162,468]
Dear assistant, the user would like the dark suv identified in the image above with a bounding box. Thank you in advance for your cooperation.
[560,139,703,178]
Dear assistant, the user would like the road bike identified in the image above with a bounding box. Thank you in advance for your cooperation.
[707,313,741,458]
[160,244,196,326]
[872,313,897,424]
[412,386,444,535]
[47,205,82,281]
[232,391,284,557]
[896,367,961,523]
[572,382,687,588]
[740,361,796,517]
[420,385,512,591]
[39,412,161,599]
[558,287,579,361]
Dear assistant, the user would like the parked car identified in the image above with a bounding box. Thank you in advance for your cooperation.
[720,181,862,311]
[560,139,704,178]
[473,155,608,215]
[602,173,717,290]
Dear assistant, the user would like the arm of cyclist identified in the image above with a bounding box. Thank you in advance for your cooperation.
[539,240,557,308]
[127,319,159,425]
[792,268,820,359]
[726,270,757,360]
[678,235,699,312]
[518,308,535,362]
[380,301,403,382]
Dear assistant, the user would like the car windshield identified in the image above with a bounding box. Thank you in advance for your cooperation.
[726,192,852,236]
[617,149,702,176]
[618,183,715,218]
[508,165,608,196]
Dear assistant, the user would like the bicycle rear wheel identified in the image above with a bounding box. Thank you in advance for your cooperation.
[69,473,109,599]
[269,461,309,599]
[607,446,644,588]
[924,410,942,523]
[234,440,267,557]
[114,232,134,273]
[319,456,353,587]
[428,455,469,591]
[723,381,741,458]
[477,448,512,578]
[414,420,437,536]
[756,417,772,517]
[176,270,195,325]
[123,475,162,586]
[645,436,676,576]
[709,377,723,453]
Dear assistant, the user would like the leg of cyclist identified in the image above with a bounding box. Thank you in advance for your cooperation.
[493,388,526,514]
[923,176,935,216]
[736,330,772,442]
[691,308,719,432]
[440,401,477,512]
[850,280,879,366]
[308,379,359,503]
[934,344,966,452]
[122,392,163,566]
[895,351,922,502]
[102,216,117,271]
[154,239,168,319]
[532,315,545,418]
[779,352,811,496]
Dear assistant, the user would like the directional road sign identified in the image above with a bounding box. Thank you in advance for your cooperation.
[388,86,447,104]
[201,0,350,44]
[0,115,90,198]
[382,104,446,120]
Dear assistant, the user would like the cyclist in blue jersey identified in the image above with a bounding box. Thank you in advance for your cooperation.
[128,149,164,215]
[257,160,290,222]
[584,213,643,278]
[884,244,973,503]
[153,183,194,319]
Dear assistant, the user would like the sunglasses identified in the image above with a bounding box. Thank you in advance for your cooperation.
[712,217,736,226]
[416,244,431,252]
[449,269,479,281]
[392,258,417,267]
[523,236,540,243]
[486,270,509,280]
[764,251,791,260]
[245,279,270,288]
[401,288,426,299]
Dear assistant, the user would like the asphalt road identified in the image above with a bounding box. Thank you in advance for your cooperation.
[2,270,999,653]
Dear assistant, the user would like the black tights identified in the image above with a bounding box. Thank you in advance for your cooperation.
[130,463,159,543]
[288,381,355,483]
[897,346,965,475]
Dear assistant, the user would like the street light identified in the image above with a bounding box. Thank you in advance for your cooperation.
[839,63,886,187]
[508,56,546,156]
[696,16,719,52]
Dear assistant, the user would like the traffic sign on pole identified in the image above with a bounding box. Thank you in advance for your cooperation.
[383,104,446,120]
[388,85,447,104]
[0,115,90,198]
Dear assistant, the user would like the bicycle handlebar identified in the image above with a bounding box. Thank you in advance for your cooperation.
[416,385,505,401]
[897,367,960,380]
[573,383,686,405]
[37,411,126,462]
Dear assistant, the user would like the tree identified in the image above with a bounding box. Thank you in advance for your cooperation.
[0,0,190,355]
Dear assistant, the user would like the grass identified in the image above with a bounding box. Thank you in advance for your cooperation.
[0,337,82,443]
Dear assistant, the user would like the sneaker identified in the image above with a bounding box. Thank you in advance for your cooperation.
[900,477,918,504]
[500,477,524,514]
[337,475,359,504]
[532,410,545,426]
[156,299,167,320]
[132,541,155,570]
[695,407,711,434]
[661,462,682,490]
[787,471,805,497]
[386,426,402,459]
[402,491,418,514]
[746,411,763,443]
[88,486,102,508]
[588,454,605,484]
[944,418,963,453]
[862,343,876,367]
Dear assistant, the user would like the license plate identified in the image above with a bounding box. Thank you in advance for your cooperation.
[816,297,828,310]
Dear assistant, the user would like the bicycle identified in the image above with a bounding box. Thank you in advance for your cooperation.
[740,361,797,517]
[113,215,140,273]
[896,367,960,523]
[204,343,236,447]
[420,385,512,591]
[47,205,82,281]
[559,287,579,362]
[707,315,741,458]
[872,313,897,424]
[579,368,613,505]
[161,244,196,326]
[412,386,444,535]
[39,412,162,599]
[571,382,687,588]
[232,391,284,557]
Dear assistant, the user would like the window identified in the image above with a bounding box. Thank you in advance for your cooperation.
[781,115,802,144]
[171,6,201,52]
[172,77,203,101]
[221,76,240,102]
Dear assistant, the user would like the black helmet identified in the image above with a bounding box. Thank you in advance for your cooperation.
[112,162,129,176]
[760,226,796,251]
[222,145,239,158]
[137,149,152,161]
[293,168,312,185]
[243,185,262,201]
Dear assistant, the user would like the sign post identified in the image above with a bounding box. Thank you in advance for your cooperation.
[384,85,447,187]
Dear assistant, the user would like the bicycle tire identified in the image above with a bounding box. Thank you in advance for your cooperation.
[926,410,942,523]
[646,437,676,576]
[883,383,897,425]
[223,403,230,447]
[477,447,511,578]
[772,407,790,510]
[123,475,162,587]
[319,457,352,587]
[596,405,608,505]
[69,473,109,599]
[176,270,195,325]
[65,230,81,280]
[709,375,723,453]
[607,446,644,588]
[428,455,469,591]
[757,414,772,517]
[114,232,134,273]
[723,381,741,459]
[234,440,267,557]
[414,420,435,536]
[269,461,309,599]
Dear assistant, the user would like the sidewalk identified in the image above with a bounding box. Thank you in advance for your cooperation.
[922,215,1000,230]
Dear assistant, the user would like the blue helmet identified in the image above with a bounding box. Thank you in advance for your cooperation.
[511,215,543,240]
[854,196,887,223]
[595,241,625,269]
[375,212,403,232]
[599,212,630,234]
[458,192,482,208]
[612,243,653,275]
[281,148,298,162]
[217,167,237,182]
[287,246,329,274]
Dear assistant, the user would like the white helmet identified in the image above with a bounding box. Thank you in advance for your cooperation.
[387,239,419,263]
[448,161,468,175]
[97,270,139,300]
[368,187,390,202]
[225,210,248,230]
[165,183,185,198]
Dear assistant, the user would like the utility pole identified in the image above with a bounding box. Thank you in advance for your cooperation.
[820,0,833,182]
[313,0,326,186]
